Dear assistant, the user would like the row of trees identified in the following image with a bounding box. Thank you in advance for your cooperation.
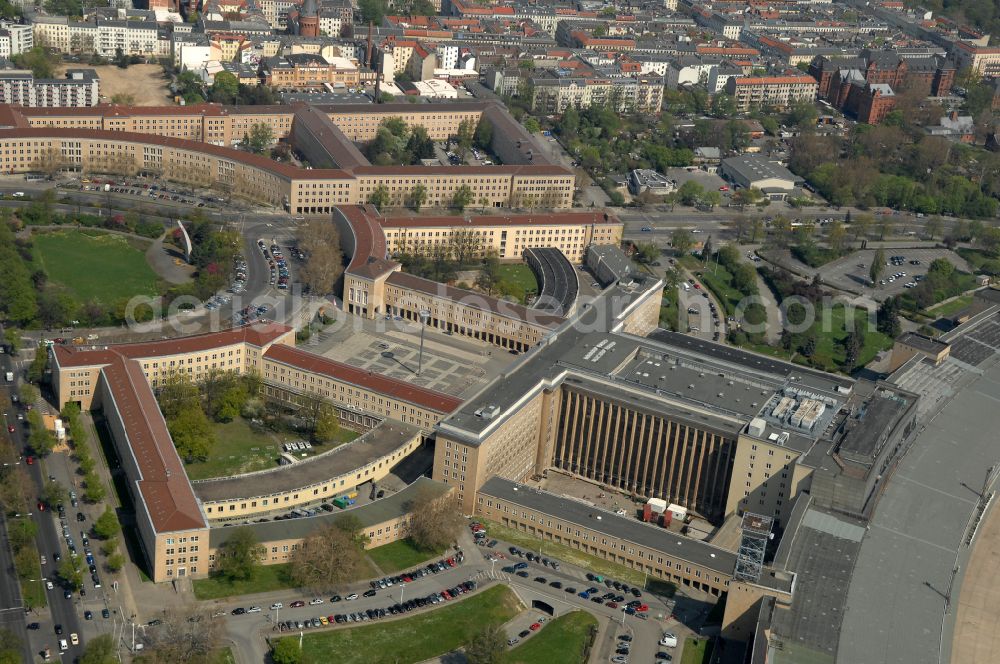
[217,487,461,596]
[368,182,476,213]
[790,129,1000,218]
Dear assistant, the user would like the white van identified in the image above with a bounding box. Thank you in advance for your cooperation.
[682,283,691,292]
[660,633,678,648]
[59,639,68,652]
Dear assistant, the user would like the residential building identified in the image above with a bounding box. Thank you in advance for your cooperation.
[0,69,99,107]
[725,74,818,111]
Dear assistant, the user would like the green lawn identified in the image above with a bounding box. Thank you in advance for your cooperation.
[503,610,597,664]
[481,519,674,597]
[926,295,974,318]
[365,538,447,574]
[193,563,298,601]
[193,554,377,601]
[275,584,521,664]
[745,305,892,373]
[12,541,46,610]
[680,637,714,664]
[32,230,160,303]
[184,417,359,480]
[698,264,746,316]
[209,647,236,664]
[498,263,539,295]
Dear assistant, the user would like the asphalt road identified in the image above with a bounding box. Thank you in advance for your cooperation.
[1,350,85,662]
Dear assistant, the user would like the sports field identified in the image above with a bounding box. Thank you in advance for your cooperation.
[33,230,160,303]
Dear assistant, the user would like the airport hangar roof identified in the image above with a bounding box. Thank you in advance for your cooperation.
[437,279,853,447]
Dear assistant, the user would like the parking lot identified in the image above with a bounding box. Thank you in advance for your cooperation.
[817,247,970,299]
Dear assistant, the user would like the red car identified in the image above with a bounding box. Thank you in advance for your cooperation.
[6,424,13,433]
[606,601,618,609]
[529,623,541,631]
[693,283,701,289]
[37,501,45,511]
[637,604,648,612]
[25,456,33,465]
[719,186,729,191]
[289,600,305,608]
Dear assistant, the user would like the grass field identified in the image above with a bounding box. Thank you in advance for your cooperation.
[680,637,713,664]
[193,563,299,601]
[365,538,447,574]
[209,647,237,664]
[926,295,974,318]
[481,519,674,597]
[184,418,359,480]
[191,536,424,600]
[275,584,521,664]
[33,230,160,304]
[503,610,597,664]
[745,304,891,373]
[497,263,539,295]
[697,264,746,316]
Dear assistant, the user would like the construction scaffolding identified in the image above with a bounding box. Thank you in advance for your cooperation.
[734,512,773,583]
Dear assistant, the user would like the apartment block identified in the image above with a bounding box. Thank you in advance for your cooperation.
[724,74,818,111]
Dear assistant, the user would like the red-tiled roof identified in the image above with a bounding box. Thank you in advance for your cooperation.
[54,323,292,368]
[337,205,388,275]
[355,164,572,177]
[380,211,620,229]
[102,358,206,533]
[264,344,462,414]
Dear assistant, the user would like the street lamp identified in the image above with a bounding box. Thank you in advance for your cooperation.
[400,583,406,605]
[416,310,430,375]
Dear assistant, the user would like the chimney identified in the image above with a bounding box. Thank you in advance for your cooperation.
[366,22,374,66]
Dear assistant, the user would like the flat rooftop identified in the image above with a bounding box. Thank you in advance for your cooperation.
[191,420,420,504]
[479,476,737,575]
[440,283,852,446]
[208,476,450,548]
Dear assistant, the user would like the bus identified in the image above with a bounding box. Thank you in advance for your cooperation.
[24,174,45,182]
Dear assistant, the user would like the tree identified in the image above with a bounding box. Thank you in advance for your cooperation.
[465,623,509,664]
[59,558,83,591]
[271,638,305,664]
[3,328,19,355]
[244,123,274,154]
[209,72,239,104]
[732,263,758,296]
[925,216,943,240]
[870,248,885,285]
[28,412,56,457]
[27,345,49,383]
[12,46,59,79]
[406,486,462,552]
[523,117,541,133]
[157,371,200,419]
[367,184,390,209]
[700,235,714,262]
[144,606,224,662]
[475,250,501,295]
[101,551,123,574]
[635,242,659,264]
[215,527,264,582]
[93,506,121,539]
[710,93,738,118]
[455,118,475,156]
[827,221,847,252]
[358,0,385,24]
[671,229,694,256]
[79,634,116,664]
[877,297,902,338]
[701,190,722,210]
[474,118,494,149]
[42,480,67,508]
[167,405,215,461]
[452,185,474,211]
[83,472,106,503]
[842,331,862,373]
[289,522,366,592]
[677,180,705,206]
[408,184,428,211]
[312,406,340,443]
[298,217,344,295]
[335,514,369,547]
